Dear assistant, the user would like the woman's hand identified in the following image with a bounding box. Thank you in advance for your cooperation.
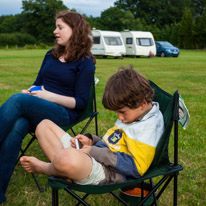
[29,86,76,109]
[21,85,36,94]
[30,86,53,101]
[21,89,31,94]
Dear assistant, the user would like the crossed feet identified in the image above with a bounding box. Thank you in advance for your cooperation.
[20,156,49,175]
[20,156,73,182]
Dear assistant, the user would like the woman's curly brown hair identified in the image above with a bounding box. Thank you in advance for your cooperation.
[52,10,95,63]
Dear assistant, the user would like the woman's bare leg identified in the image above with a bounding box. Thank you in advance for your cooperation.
[35,119,66,161]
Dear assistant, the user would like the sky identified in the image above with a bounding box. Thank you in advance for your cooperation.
[0,0,116,17]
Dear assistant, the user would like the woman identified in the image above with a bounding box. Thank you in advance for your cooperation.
[0,10,95,204]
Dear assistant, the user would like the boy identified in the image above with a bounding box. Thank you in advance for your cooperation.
[20,66,164,185]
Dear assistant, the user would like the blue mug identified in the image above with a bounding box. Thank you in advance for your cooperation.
[30,86,42,92]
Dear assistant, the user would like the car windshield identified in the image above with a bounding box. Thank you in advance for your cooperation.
[159,42,174,47]
[104,36,122,45]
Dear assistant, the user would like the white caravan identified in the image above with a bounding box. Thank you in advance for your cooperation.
[91,30,126,58]
[120,31,156,57]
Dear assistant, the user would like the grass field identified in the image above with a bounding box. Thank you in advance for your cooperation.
[0,49,206,205]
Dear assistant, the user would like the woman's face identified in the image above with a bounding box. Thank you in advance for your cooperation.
[53,18,73,46]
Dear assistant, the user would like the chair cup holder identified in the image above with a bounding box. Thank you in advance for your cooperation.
[119,182,154,206]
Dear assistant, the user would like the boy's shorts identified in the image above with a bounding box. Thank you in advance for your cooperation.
[60,133,106,185]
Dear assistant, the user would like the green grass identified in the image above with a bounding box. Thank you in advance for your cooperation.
[0,49,206,205]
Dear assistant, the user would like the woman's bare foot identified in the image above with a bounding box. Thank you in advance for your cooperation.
[20,156,50,175]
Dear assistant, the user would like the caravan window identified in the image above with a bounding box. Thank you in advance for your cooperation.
[104,37,123,46]
[93,36,100,44]
[126,38,133,44]
[136,38,154,46]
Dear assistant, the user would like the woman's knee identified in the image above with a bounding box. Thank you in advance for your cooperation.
[9,93,28,104]
[4,93,35,114]
[2,93,25,110]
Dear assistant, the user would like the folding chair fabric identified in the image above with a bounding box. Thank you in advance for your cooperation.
[61,76,98,136]
[17,74,98,191]
[48,80,183,205]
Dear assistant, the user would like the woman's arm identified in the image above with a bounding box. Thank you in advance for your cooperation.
[72,58,95,110]
[30,86,76,109]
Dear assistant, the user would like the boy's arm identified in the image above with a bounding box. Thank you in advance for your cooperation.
[89,124,164,178]
[83,134,150,179]
[90,143,141,179]
[84,133,102,145]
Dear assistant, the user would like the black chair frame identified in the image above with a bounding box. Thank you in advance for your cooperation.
[17,76,98,192]
[48,81,183,206]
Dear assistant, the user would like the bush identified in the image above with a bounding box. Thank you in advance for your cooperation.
[0,32,36,46]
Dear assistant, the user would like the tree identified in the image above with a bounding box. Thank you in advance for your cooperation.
[0,14,25,33]
[0,33,36,46]
[97,7,136,31]
[156,25,171,41]
[114,0,191,28]
[190,0,206,15]
[99,7,126,31]
[22,0,67,44]
[114,0,159,24]
[179,8,194,49]
[170,23,181,47]
[194,8,206,48]
[121,10,146,31]
[200,9,206,48]
[87,7,146,31]
[86,16,103,30]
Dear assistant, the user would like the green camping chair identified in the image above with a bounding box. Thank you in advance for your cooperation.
[17,75,98,192]
[48,80,183,206]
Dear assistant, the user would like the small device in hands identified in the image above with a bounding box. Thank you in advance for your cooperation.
[75,139,80,150]
[30,86,42,92]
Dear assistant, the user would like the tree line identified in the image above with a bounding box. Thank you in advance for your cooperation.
[0,0,206,49]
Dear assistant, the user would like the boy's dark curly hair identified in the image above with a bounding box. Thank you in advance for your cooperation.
[102,65,154,111]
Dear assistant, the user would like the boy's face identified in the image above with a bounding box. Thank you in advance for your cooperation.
[115,104,146,124]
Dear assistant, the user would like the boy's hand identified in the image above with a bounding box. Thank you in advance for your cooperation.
[71,134,92,148]
[80,145,92,154]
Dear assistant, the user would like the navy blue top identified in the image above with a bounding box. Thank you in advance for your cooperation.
[33,50,95,122]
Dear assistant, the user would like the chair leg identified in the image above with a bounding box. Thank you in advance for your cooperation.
[64,188,90,206]
[52,188,59,206]
[70,113,98,137]
[95,113,98,136]
[150,179,158,206]
[31,173,49,192]
[18,133,48,192]
[76,193,90,206]
[16,134,36,164]
[110,191,128,206]
[173,173,178,206]
[156,175,173,200]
